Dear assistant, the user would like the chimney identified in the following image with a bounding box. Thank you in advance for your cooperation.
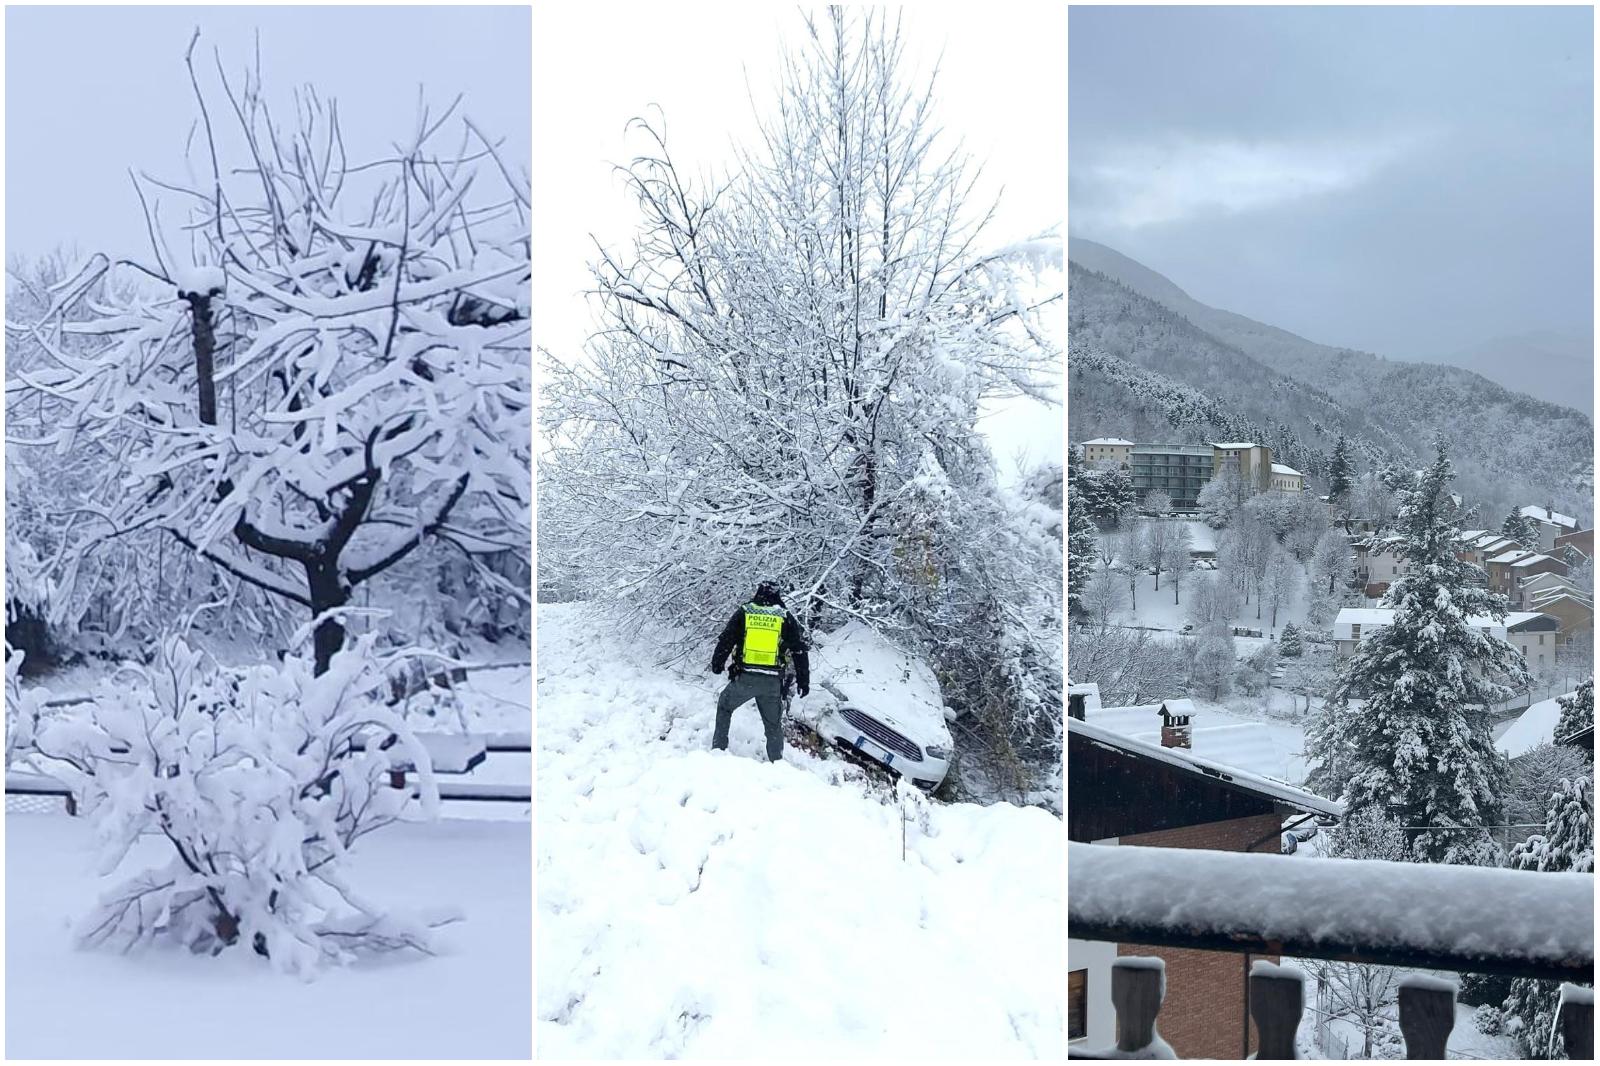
[1159,701,1193,749]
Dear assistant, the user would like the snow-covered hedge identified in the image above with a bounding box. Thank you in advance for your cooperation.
[33,636,456,975]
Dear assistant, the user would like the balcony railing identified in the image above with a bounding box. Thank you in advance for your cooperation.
[1068,842,1594,1059]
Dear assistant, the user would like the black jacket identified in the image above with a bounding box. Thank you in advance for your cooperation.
[712,602,810,690]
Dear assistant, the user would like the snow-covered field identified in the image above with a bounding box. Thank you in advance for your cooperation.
[536,602,1064,1058]
[5,814,531,1058]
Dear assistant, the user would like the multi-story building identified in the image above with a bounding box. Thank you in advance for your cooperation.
[1129,444,1215,510]
[1080,438,1134,469]
[1269,463,1305,493]
[1210,442,1273,493]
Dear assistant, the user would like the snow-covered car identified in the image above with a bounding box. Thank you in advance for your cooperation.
[795,621,954,790]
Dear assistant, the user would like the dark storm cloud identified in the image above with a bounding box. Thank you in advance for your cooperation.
[1068,5,1592,359]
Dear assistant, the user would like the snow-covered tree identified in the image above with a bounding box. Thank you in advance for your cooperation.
[1305,807,1409,1058]
[1262,549,1297,628]
[1327,434,1353,504]
[1142,489,1172,516]
[1499,775,1593,1058]
[1306,440,1528,862]
[1311,527,1353,595]
[1279,622,1303,657]
[1192,623,1235,700]
[1067,480,1099,620]
[6,50,531,673]
[1507,742,1591,828]
[1116,520,1148,611]
[539,9,1060,781]
[32,632,454,973]
[1555,679,1593,743]
[1083,569,1125,629]
[1502,508,1541,551]
[1196,460,1245,528]
[1161,525,1193,605]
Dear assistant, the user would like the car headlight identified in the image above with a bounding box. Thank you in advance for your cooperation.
[923,745,950,761]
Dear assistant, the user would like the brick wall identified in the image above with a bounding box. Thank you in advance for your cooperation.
[1118,813,1283,1059]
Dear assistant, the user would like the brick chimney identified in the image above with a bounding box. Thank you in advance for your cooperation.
[1159,700,1193,749]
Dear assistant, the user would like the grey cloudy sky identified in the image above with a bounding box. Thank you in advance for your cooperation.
[1069,4,1593,360]
[534,3,1065,479]
[6,4,529,263]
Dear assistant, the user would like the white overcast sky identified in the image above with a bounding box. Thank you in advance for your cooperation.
[5,4,531,263]
[532,3,1066,479]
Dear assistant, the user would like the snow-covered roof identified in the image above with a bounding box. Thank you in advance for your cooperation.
[1081,437,1133,446]
[1069,842,1593,975]
[1490,550,1537,565]
[1068,681,1103,715]
[1457,530,1487,542]
[1528,590,1594,612]
[1509,554,1559,568]
[1334,608,1543,631]
[1270,463,1303,477]
[1522,505,1580,529]
[1496,693,1574,758]
[1210,442,1259,450]
[1067,716,1341,818]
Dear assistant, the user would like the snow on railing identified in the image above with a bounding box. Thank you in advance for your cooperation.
[1069,842,1592,980]
[1069,958,1593,1060]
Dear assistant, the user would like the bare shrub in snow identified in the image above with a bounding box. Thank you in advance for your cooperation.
[33,633,454,974]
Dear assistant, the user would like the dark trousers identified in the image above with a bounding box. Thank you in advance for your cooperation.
[714,670,784,761]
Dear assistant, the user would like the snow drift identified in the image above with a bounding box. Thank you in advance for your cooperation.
[537,603,1063,1057]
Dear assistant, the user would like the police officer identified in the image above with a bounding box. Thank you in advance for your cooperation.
[710,581,810,761]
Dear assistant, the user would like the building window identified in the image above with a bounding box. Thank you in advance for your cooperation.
[1070,969,1087,1040]
[1351,624,1361,640]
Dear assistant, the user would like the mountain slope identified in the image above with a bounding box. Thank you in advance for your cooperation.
[535,603,1063,1058]
[1067,240,1592,518]
[1435,331,1594,416]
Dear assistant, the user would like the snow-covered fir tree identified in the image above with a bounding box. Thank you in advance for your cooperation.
[1306,440,1529,862]
[1067,450,1099,620]
[1556,679,1593,742]
[1497,774,1593,1058]
[1327,434,1353,503]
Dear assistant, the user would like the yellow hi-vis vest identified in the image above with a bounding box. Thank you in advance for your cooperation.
[741,603,786,671]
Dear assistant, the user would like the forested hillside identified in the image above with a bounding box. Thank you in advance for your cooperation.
[1067,244,1593,519]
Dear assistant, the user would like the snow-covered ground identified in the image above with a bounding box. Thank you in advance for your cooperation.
[537,602,1064,1058]
[5,814,531,1058]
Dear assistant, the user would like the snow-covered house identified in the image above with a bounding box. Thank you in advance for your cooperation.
[1080,437,1134,469]
[1353,534,1407,598]
[1522,505,1582,552]
[1554,527,1593,566]
[1486,549,1567,601]
[1269,463,1305,493]
[1068,715,1341,1059]
[1333,607,1558,671]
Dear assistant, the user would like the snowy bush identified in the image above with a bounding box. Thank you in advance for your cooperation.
[5,645,46,766]
[1472,1002,1506,1035]
[32,634,454,974]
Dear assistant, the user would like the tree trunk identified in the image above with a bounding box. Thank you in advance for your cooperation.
[183,290,220,428]
[305,561,348,676]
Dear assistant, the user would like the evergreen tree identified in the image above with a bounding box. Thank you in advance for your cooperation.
[1279,622,1303,657]
[1502,508,1540,551]
[1501,775,1593,1058]
[1068,480,1107,617]
[1327,435,1353,503]
[1306,440,1529,862]
[1555,679,1593,742]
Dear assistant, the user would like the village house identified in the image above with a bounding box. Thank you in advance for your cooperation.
[1210,442,1273,494]
[1353,535,1407,598]
[1068,706,1341,1059]
[1333,607,1560,673]
[1524,591,1594,657]
[1269,462,1305,494]
[1522,505,1582,552]
[1518,570,1589,610]
[1081,437,1134,469]
[1460,531,1522,570]
[1486,549,1568,601]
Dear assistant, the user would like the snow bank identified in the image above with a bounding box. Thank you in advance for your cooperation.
[1070,843,1592,974]
[5,816,530,1058]
[538,603,1063,1058]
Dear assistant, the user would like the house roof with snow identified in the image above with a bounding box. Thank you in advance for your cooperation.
[1209,442,1260,450]
[1522,505,1579,529]
[1333,607,1546,637]
[1489,550,1542,566]
[1270,463,1303,477]
[1067,717,1342,819]
[1496,694,1573,758]
[1081,437,1134,446]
